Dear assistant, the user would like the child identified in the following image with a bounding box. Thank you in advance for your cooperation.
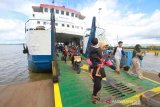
[89,38,102,78]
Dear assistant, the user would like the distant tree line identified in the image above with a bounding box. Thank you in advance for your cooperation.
[124,45,160,50]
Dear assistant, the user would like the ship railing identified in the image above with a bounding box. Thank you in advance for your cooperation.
[25,19,50,33]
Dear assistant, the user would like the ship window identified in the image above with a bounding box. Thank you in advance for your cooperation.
[33,7,43,12]
[33,14,35,18]
[37,21,40,24]
[62,24,65,27]
[29,28,34,30]
[71,13,74,17]
[75,14,78,18]
[50,8,53,13]
[67,24,69,27]
[61,10,64,15]
[72,25,74,28]
[55,23,58,26]
[44,8,48,12]
[43,22,46,25]
[81,27,83,30]
[77,26,79,29]
[66,12,69,16]
[56,9,59,14]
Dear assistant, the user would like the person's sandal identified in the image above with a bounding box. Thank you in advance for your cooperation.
[89,74,94,80]
[92,100,97,104]
[92,96,100,101]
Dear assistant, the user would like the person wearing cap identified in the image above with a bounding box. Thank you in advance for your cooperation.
[112,41,126,74]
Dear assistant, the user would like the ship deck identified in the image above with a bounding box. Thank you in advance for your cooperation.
[53,54,160,107]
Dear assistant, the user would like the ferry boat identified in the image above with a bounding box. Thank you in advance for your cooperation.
[24,4,85,72]
[23,3,160,107]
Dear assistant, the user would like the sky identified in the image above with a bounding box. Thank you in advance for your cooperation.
[0,0,160,45]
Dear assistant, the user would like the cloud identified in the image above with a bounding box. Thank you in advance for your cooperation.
[0,18,25,44]
[0,0,160,45]
[0,0,40,44]
[80,0,160,45]
[0,0,40,19]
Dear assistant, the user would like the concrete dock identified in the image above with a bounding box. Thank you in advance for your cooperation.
[0,79,53,107]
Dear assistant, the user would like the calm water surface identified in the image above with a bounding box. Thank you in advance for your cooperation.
[0,45,52,86]
[142,52,160,74]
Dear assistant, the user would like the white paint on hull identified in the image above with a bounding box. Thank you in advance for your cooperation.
[26,30,51,55]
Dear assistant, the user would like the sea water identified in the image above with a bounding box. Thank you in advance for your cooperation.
[0,45,52,86]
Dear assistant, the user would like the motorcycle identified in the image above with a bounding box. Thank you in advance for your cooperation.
[73,55,82,74]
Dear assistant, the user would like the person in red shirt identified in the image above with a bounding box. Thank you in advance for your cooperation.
[62,48,67,63]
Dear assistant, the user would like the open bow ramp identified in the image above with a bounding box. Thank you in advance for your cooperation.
[52,57,160,107]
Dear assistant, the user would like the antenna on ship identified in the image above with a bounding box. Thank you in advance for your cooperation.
[98,8,102,27]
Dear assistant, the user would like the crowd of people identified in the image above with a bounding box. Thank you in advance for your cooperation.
[87,38,144,103]
[56,42,83,64]
[58,38,144,104]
